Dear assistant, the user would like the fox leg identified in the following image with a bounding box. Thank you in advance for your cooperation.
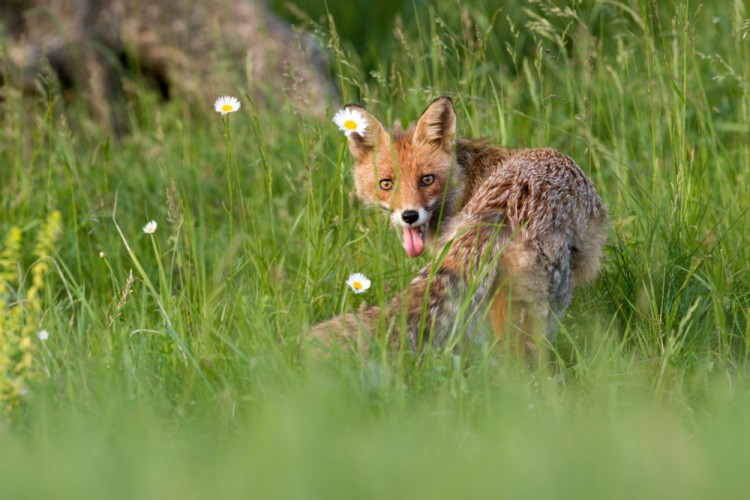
[488,288,510,346]
[306,306,386,356]
[488,285,548,363]
[509,300,548,364]
[489,239,561,363]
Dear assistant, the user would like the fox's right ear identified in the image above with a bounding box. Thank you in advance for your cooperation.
[343,104,389,163]
[413,96,455,154]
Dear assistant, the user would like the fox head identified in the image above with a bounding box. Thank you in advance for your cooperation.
[345,97,458,258]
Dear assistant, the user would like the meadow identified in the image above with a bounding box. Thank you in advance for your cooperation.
[1,0,749,497]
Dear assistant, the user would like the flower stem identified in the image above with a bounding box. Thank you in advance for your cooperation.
[224,115,234,243]
[336,141,347,240]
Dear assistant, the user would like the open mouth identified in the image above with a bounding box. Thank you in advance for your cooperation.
[402,224,427,258]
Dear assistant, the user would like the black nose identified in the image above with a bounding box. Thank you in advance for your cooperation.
[401,210,419,224]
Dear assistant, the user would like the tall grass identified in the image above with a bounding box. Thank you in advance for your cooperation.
[0,0,749,497]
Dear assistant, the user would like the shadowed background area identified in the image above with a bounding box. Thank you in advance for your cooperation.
[0,0,334,131]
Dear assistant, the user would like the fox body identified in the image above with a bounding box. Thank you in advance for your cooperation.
[313,97,607,357]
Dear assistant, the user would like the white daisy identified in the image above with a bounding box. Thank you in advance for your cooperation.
[346,273,371,294]
[143,220,157,234]
[333,107,368,137]
[38,329,49,341]
[214,96,241,115]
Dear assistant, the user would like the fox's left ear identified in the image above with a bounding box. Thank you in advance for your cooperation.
[343,104,390,163]
[413,96,456,154]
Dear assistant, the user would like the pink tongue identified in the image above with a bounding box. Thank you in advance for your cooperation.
[402,226,424,257]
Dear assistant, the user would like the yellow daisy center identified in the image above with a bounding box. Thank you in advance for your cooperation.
[344,119,358,130]
[353,281,363,290]
[222,104,234,112]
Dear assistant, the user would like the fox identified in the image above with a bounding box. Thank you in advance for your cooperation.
[310,97,608,359]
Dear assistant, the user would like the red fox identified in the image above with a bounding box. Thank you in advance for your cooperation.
[312,97,607,358]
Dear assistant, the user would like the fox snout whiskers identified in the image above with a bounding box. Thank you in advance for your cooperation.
[425,200,444,214]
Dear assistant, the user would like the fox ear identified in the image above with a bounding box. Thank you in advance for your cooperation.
[343,104,390,163]
[413,96,455,153]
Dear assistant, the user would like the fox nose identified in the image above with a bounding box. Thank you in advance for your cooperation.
[401,210,419,224]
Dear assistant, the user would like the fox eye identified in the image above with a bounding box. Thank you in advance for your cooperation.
[379,179,393,191]
[421,174,435,186]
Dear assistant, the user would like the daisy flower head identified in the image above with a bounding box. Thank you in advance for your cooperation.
[214,96,241,115]
[346,273,371,294]
[333,107,368,137]
[143,220,157,234]
[38,329,49,341]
